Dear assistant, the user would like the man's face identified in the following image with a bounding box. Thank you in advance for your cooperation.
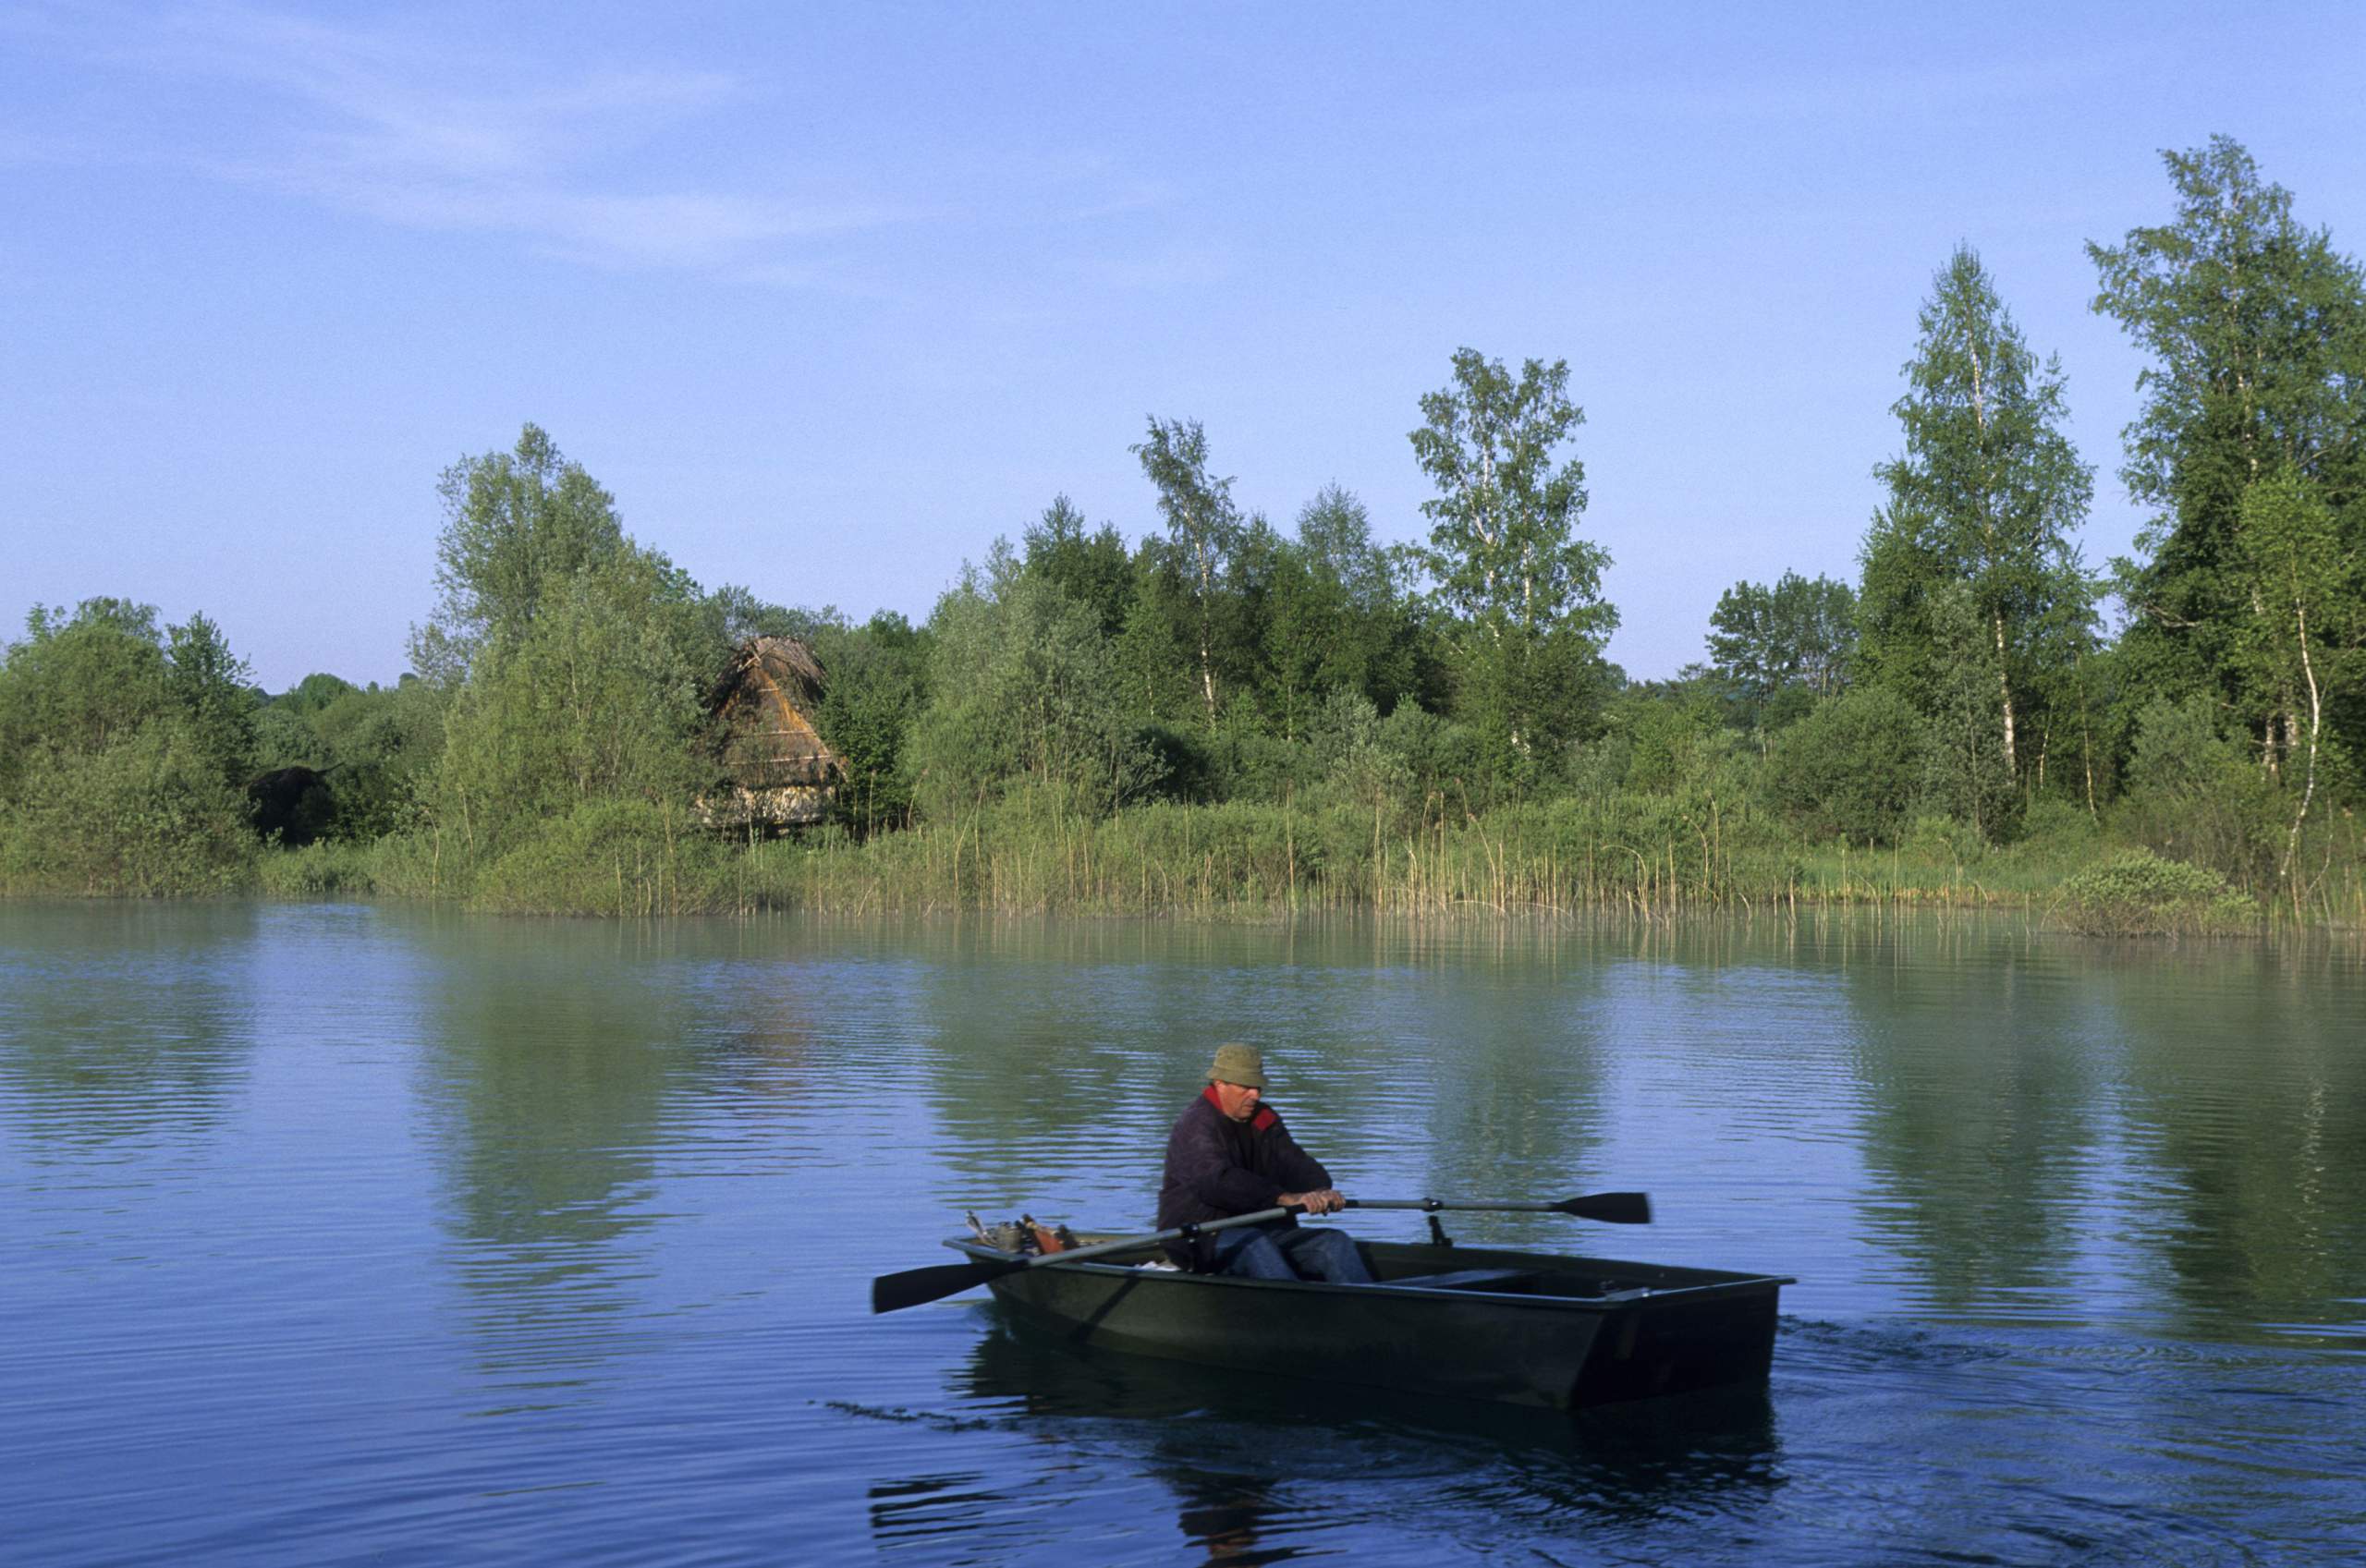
[1211,1078,1262,1122]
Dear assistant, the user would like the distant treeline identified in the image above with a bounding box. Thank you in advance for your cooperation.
[3,136,2360,929]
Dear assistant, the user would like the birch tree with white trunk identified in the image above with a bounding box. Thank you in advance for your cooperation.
[1860,246,2095,804]
[1132,418,1242,730]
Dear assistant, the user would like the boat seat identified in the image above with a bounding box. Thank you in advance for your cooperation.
[1378,1268,1538,1293]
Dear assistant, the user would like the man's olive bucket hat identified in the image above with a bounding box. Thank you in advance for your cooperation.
[1207,1043,1268,1089]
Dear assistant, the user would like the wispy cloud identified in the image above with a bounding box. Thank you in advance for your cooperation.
[8,2,1201,298]
[10,1,923,283]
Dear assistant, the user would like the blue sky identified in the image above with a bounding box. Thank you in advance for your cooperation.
[6,2,2365,690]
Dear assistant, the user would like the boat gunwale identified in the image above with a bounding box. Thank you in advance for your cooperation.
[945,1236,1796,1313]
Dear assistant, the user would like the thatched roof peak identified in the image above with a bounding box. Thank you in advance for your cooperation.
[713,635,827,712]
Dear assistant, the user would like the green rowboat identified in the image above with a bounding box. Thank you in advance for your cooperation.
[949,1232,1791,1410]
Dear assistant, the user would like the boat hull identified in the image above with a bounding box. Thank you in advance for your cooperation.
[967,1235,1788,1411]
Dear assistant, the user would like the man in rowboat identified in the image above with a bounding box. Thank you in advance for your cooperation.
[1155,1044,1374,1283]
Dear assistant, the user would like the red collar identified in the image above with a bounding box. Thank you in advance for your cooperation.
[1202,1084,1277,1131]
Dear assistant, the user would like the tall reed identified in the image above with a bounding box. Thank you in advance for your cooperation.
[239,790,2364,930]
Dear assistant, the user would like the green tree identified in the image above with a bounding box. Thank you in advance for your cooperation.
[433,547,713,867]
[2117,694,2284,887]
[1278,484,1425,720]
[905,570,1157,819]
[809,610,932,835]
[1132,419,1244,728]
[282,672,361,716]
[1112,548,1202,731]
[0,600,254,893]
[1908,583,2025,842]
[1306,687,1411,815]
[1409,348,1616,781]
[400,423,745,880]
[253,673,447,842]
[1022,495,1135,641]
[0,598,170,799]
[2089,136,2366,764]
[1296,483,1393,608]
[1764,686,1927,845]
[411,424,630,681]
[255,673,360,772]
[165,611,259,792]
[3,723,253,895]
[1706,570,1857,725]
[1220,513,1292,737]
[2227,474,2360,886]
[323,680,446,839]
[1860,245,2096,797]
[1240,519,1326,740]
[1616,680,1732,800]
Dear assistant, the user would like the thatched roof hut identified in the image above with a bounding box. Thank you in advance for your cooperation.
[701,637,847,832]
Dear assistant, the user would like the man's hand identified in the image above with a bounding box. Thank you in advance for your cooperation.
[1281,1189,1347,1215]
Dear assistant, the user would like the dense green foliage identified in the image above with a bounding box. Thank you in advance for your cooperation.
[8,139,2366,928]
[1707,570,1857,731]
[1409,349,1616,784]
[2088,136,2366,901]
[1764,687,1927,845]
[2056,849,2259,936]
[1860,244,2099,845]
[0,600,256,893]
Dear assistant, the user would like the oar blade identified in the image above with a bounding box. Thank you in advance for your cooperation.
[1555,1191,1652,1224]
[871,1258,1015,1315]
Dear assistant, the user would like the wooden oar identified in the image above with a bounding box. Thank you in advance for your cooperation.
[871,1205,1299,1315]
[1346,1192,1652,1224]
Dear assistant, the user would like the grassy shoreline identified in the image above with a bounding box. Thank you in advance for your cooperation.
[26,796,2317,935]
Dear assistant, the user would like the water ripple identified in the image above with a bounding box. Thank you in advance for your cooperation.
[4,906,2363,1564]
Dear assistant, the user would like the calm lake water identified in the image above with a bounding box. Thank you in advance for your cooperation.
[3,903,2361,1565]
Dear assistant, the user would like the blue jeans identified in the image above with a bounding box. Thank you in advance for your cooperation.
[1209,1224,1372,1284]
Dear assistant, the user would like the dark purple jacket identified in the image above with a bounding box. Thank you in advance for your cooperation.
[1155,1088,1333,1264]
